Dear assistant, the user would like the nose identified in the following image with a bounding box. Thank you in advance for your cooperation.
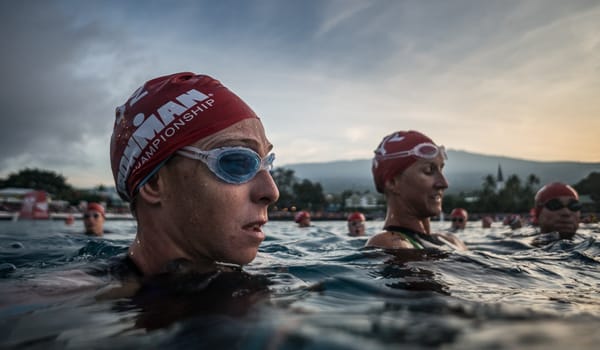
[435,172,449,190]
[252,169,280,205]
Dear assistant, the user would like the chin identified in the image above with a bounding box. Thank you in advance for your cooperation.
[232,251,258,266]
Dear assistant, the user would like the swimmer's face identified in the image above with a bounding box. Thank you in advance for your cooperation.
[347,220,365,236]
[83,211,105,236]
[158,118,279,266]
[451,216,466,229]
[297,217,311,227]
[389,153,448,218]
[538,196,580,234]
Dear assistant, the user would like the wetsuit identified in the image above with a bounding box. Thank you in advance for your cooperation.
[384,226,457,250]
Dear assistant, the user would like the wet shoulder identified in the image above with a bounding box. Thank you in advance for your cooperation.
[431,232,468,251]
[365,229,467,251]
[365,231,417,249]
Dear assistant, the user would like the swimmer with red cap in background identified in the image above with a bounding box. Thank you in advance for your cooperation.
[531,182,581,246]
[448,208,468,232]
[294,211,311,227]
[365,130,467,251]
[347,212,366,236]
[83,202,106,236]
[481,216,493,228]
[110,72,279,277]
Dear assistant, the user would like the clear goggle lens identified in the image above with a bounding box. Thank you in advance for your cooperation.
[177,146,275,184]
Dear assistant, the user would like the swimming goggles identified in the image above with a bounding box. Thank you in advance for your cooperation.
[349,221,365,226]
[83,213,101,219]
[378,143,447,160]
[176,146,275,184]
[543,198,582,212]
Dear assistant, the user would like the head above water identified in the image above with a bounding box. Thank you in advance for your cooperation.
[110,72,260,202]
[347,212,366,236]
[450,208,468,229]
[84,202,106,236]
[295,211,311,224]
[372,130,446,193]
[450,208,467,219]
[534,182,579,218]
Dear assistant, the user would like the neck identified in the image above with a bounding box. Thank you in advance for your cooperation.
[384,213,430,234]
[129,220,217,276]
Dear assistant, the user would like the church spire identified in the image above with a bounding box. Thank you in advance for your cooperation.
[497,164,504,182]
[496,164,505,192]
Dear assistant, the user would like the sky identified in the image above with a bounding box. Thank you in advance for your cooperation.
[1,0,599,188]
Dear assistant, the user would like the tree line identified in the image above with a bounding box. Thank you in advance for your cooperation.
[1,168,599,214]
[0,168,107,206]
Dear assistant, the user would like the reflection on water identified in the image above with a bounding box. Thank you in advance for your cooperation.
[0,219,599,349]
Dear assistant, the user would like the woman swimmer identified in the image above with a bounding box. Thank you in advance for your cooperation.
[365,130,467,251]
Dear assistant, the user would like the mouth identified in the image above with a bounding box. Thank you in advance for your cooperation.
[242,220,267,241]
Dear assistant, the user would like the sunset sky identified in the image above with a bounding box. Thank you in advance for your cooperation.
[1,0,599,188]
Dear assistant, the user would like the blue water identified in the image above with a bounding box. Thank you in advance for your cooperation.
[1,219,600,349]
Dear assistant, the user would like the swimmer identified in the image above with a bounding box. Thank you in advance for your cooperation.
[365,130,467,251]
[481,215,493,228]
[449,208,468,231]
[506,214,523,230]
[64,214,75,226]
[531,182,581,245]
[294,211,311,227]
[83,202,106,236]
[109,72,279,277]
[347,212,366,236]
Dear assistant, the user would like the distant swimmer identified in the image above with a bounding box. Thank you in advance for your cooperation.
[481,215,493,228]
[365,130,467,251]
[64,214,75,226]
[448,208,468,231]
[347,212,366,236]
[505,214,523,230]
[83,202,106,236]
[294,211,311,227]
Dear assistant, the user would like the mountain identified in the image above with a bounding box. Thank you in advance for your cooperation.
[282,150,600,194]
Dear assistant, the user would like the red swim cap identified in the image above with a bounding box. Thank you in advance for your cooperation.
[450,208,468,218]
[534,182,579,218]
[347,212,366,222]
[87,202,105,217]
[372,130,435,193]
[110,72,260,201]
[294,211,311,223]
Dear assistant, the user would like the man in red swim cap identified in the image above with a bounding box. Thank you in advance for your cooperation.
[110,72,279,276]
[449,208,468,231]
[347,212,366,236]
[533,182,581,239]
[365,130,467,251]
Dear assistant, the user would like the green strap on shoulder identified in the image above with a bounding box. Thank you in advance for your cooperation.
[393,231,424,249]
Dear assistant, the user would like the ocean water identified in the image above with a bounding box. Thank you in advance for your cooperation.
[1,219,599,349]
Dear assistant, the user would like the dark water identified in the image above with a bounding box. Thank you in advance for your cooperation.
[1,219,599,349]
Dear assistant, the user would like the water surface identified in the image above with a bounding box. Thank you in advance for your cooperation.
[1,219,599,349]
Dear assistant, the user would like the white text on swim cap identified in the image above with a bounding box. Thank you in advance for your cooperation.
[375,132,405,156]
[116,88,215,197]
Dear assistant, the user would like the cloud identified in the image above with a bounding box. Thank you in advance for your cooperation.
[1,1,598,188]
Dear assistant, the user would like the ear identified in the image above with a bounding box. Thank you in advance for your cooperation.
[137,174,162,205]
[384,173,403,195]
